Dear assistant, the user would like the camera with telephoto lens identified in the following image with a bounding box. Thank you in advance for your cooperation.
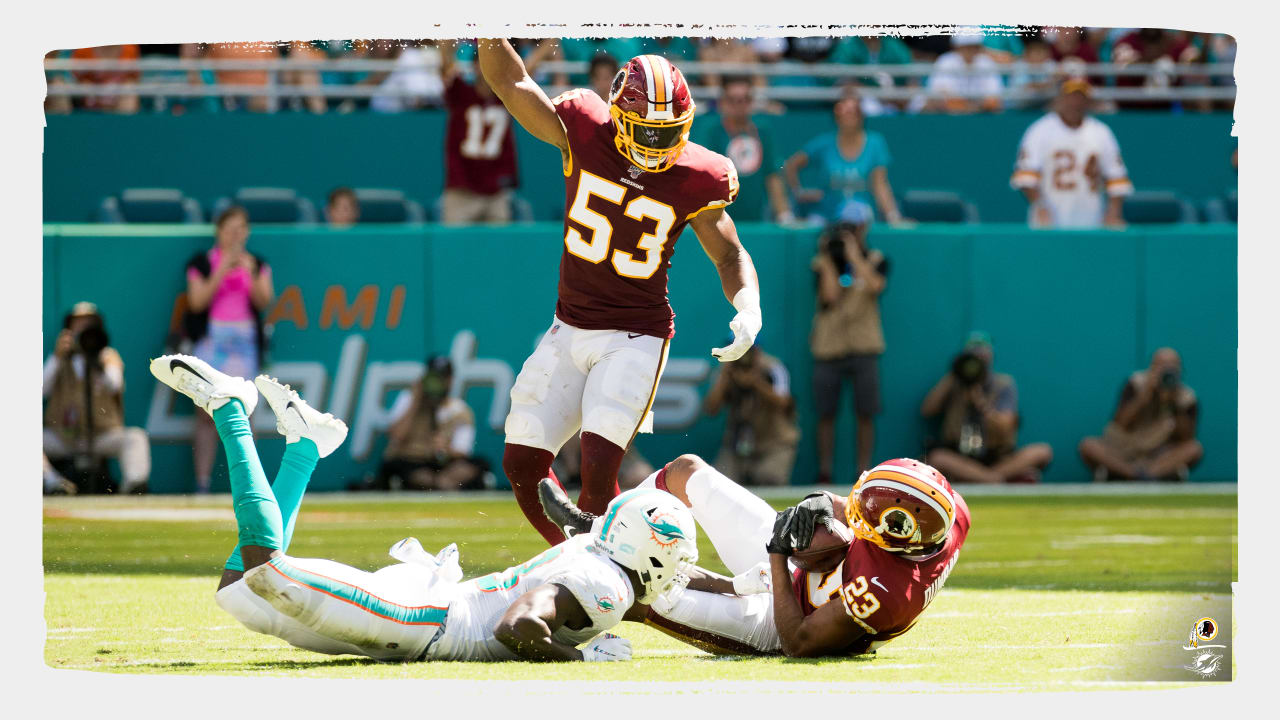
[75,325,110,361]
[951,349,988,387]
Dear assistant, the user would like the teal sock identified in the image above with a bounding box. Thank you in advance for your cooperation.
[225,438,319,572]
[212,400,283,555]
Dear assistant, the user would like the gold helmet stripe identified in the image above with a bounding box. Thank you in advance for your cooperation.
[860,466,952,515]
[647,55,668,108]
[857,467,954,517]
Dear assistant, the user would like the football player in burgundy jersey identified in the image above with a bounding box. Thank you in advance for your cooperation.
[540,454,970,657]
[477,39,763,546]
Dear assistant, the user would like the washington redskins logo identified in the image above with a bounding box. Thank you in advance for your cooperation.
[877,506,918,540]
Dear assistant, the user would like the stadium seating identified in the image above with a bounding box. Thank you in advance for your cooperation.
[900,190,980,224]
[347,188,427,224]
[1121,190,1198,224]
[1201,189,1238,223]
[96,188,204,223]
[212,187,319,224]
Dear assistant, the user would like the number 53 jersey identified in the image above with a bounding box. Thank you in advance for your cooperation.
[552,88,739,340]
[427,533,636,661]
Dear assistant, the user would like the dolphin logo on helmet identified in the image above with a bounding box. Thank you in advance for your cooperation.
[594,487,699,603]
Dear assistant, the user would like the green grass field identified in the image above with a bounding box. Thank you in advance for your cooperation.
[43,488,1236,691]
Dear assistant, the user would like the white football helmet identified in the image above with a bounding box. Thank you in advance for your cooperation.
[593,488,698,603]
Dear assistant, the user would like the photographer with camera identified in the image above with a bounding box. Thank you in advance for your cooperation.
[920,332,1052,484]
[42,302,151,494]
[356,355,488,491]
[809,201,887,483]
[702,343,799,486]
[1078,347,1202,481]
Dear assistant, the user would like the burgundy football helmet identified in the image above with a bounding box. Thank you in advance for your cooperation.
[608,54,696,172]
[846,458,956,553]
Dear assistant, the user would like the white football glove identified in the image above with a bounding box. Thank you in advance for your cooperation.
[710,287,763,363]
[731,561,773,595]
[581,633,632,662]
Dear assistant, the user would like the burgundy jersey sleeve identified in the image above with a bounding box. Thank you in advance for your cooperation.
[677,144,740,221]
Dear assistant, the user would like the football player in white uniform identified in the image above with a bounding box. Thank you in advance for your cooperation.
[149,354,698,663]
[1011,78,1133,228]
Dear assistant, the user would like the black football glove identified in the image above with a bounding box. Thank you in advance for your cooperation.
[788,492,837,552]
[765,507,799,555]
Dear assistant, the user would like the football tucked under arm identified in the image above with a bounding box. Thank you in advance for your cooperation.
[493,583,592,662]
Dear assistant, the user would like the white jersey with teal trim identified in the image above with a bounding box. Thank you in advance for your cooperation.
[427,534,635,661]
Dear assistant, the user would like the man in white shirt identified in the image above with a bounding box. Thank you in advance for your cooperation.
[919,34,1004,113]
[43,302,151,494]
[1011,79,1134,228]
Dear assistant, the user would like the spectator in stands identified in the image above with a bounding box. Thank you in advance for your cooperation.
[182,206,274,493]
[809,202,888,482]
[839,35,916,93]
[70,44,141,114]
[1011,78,1132,228]
[1111,29,1197,109]
[44,50,74,115]
[362,355,488,491]
[282,41,328,114]
[371,40,445,113]
[918,34,1004,114]
[588,53,619,101]
[1047,26,1100,65]
[783,86,905,224]
[1007,35,1059,108]
[696,76,791,222]
[326,187,360,227]
[702,343,799,486]
[438,40,519,224]
[700,38,769,93]
[1079,348,1202,482]
[920,332,1053,484]
[205,41,280,113]
[43,302,151,495]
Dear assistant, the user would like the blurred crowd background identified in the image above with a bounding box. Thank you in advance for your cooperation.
[41,28,1237,495]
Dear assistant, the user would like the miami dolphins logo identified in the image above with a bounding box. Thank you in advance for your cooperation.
[595,594,616,613]
[644,507,685,548]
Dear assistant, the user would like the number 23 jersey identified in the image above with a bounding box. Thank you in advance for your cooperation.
[792,490,971,654]
[552,88,739,339]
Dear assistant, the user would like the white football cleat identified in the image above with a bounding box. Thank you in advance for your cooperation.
[150,354,258,416]
[254,375,348,458]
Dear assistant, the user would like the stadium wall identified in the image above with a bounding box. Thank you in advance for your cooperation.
[42,223,1238,491]
[42,111,1237,223]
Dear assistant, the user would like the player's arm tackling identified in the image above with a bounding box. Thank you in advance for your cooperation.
[691,207,762,363]
[476,39,569,154]
[494,583,631,662]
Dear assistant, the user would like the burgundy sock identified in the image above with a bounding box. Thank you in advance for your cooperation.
[578,432,625,515]
[502,443,566,546]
